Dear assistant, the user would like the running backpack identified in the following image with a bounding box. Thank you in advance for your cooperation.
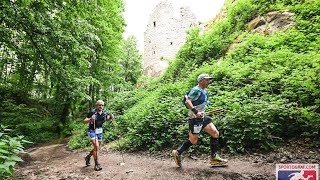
[182,89,208,108]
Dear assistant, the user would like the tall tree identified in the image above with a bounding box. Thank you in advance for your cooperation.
[119,35,143,85]
[0,0,125,135]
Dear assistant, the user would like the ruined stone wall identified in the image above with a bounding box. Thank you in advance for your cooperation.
[144,1,197,77]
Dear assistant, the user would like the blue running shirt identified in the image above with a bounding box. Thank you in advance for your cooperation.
[187,86,208,118]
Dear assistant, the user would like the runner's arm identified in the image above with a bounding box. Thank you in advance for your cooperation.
[83,112,94,124]
[185,98,203,118]
[83,117,91,124]
[106,114,115,122]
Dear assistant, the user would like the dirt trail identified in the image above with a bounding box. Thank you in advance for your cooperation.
[11,141,278,180]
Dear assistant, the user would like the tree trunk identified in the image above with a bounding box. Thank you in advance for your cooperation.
[58,95,71,136]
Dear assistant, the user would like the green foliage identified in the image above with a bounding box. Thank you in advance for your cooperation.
[106,0,320,154]
[119,35,143,85]
[0,90,59,144]
[202,32,320,151]
[0,125,31,179]
[3,0,320,156]
[162,0,260,83]
[214,97,283,153]
[67,123,91,150]
[226,0,259,29]
[0,0,126,145]
[109,89,149,114]
[112,83,188,151]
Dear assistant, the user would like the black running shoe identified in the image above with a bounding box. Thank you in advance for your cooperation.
[94,163,102,171]
[85,155,91,166]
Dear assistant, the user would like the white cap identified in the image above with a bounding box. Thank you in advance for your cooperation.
[197,74,213,82]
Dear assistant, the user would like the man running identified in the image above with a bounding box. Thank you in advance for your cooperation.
[83,100,112,171]
[172,74,228,167]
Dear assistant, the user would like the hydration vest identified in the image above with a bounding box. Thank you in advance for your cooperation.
[90,108,107,121]
[182,89,208,108]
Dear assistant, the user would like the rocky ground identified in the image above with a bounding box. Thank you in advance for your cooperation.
[10,139,320,180]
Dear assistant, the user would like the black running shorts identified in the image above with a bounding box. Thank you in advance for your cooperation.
[188,116,212,134]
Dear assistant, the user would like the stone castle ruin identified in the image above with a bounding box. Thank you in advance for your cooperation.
[144,0,197,77]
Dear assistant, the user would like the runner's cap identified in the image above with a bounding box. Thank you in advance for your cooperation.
[197,74,213,82]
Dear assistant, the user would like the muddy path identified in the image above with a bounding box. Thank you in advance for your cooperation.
[10,140,280,180]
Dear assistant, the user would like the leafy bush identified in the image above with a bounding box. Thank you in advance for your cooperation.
[67,123,91,150]
[0,126,30,179]
[0,99,59,144]
[115,83,188,151]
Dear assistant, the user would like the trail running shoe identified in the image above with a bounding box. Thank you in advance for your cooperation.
[172,150,182,167]
[85,155,91,166]
[209,154,228,165]
[94,163,102,171]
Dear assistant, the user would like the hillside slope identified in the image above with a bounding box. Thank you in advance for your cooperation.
[69,0,320,155]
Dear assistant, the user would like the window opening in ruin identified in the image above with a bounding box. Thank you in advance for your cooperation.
[170,42,173,45]
[153,51,155,54]
[153,21,156,27]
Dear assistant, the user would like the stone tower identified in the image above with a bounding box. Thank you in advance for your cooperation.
[144,0,197,77]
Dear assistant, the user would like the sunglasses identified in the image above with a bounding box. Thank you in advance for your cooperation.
[97,104,104,106]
